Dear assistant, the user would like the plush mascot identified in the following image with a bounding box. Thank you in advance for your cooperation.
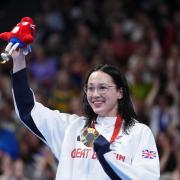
[0,17,35,63]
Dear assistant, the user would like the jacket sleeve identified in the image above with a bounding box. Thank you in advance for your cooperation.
[12,68,46,142]
[12,68,80,159]
[100,126,160,180]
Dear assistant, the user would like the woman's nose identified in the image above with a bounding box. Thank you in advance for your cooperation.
[92,88,100,96]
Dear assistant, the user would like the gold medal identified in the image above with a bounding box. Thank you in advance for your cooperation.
[80,127,100,147]
[80,116,123,147]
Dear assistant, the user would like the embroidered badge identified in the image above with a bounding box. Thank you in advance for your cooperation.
[142,149,156,159]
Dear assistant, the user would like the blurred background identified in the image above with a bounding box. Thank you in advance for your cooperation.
[0,0,179,179]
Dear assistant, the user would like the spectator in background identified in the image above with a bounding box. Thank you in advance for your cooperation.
[152,92,176,134]
[157,131,177,176]
[33,145,57,180]
[28,44,58,91]
[69,96,83,116]
[48,69,78,112]
[0,153,14,180]
[13,159,29,180]
[109,20,130,66]
[0,127,19,161]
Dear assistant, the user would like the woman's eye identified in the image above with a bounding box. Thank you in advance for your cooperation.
[99,86,107,90]
[88,87,94,91]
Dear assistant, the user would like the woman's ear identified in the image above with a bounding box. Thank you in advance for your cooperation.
[118,88,123,99]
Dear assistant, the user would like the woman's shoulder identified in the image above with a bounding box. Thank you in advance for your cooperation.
[130,120,152,135]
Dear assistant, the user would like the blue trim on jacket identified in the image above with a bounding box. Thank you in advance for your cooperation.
[12,68,45,141]
[94,135,122,179]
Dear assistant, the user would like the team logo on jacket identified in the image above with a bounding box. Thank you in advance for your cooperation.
[71,148,125,162]
[142,149,156,159]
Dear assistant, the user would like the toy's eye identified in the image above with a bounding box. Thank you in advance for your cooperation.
[22,22,29,26]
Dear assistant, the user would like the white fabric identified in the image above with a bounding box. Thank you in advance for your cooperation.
[16,100,160,180]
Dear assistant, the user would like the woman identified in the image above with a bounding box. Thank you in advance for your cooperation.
[11,49,160,179]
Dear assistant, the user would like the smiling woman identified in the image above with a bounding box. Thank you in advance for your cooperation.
[11,49,160,179]
[83,65,135,131]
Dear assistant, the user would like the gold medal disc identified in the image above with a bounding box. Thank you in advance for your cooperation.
[80,128,99,147]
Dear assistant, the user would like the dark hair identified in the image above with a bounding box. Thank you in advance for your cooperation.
[83,64,137,133]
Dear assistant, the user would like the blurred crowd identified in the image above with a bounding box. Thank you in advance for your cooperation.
[0,0,180,179]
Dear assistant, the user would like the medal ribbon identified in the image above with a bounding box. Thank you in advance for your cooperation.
[110,115,122,143]
[92,115,123,144]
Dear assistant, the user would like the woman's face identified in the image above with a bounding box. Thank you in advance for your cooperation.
[86,71,123,117]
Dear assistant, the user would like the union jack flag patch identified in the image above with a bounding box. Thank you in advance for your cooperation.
[142,149,156,159]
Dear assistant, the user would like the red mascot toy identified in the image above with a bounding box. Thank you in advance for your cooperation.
[0,17,35,63]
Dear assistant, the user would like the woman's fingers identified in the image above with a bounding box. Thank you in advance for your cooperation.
[9,43,19,55]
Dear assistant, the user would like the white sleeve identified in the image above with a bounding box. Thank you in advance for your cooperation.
[103,126,160,180]
[30,102,80,159]
[11,68,82,159]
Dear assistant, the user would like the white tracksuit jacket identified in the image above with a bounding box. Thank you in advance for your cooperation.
[12,69,160,180]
